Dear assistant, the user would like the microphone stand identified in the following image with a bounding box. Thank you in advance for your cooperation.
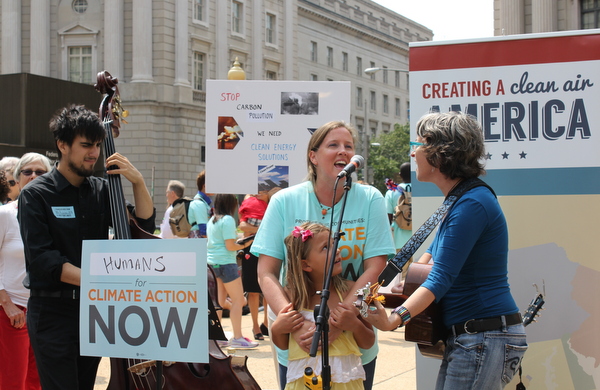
[308,174,353,390]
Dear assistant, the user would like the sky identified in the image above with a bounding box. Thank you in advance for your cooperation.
[372,0,494,41]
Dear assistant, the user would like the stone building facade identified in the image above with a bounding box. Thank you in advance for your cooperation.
[494,0,599,35]
[0,0,431,218]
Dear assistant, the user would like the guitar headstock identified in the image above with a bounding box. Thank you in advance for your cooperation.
[522,282,545,327]
[354,282,385,317]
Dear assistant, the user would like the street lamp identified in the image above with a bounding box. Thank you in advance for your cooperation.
[228,57,246,80]
[364,67,409,75]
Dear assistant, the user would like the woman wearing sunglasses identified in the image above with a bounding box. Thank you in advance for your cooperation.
[0,152,52,390]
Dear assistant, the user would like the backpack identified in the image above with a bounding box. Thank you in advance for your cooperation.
[394,184,412,230]
[169,197,195,237]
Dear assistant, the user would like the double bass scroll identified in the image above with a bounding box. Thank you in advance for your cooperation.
[94,71,157,241]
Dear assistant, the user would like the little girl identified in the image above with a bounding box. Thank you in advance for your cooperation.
[271,222,374,390]
[207,193,257,348]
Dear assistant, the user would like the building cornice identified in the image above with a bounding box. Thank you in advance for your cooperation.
[298,0,419,54]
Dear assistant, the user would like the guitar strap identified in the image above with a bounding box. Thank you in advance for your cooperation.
[378,177,495,286]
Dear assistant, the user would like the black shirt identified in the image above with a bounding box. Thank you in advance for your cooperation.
[18,167,155,291]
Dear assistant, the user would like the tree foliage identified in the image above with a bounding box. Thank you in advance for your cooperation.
[367,123,410,194]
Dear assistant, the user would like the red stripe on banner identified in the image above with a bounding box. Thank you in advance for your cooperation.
[410,33,600,71]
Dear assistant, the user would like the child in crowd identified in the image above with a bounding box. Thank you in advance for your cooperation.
[271,222,374,390]
[207,194,257,348]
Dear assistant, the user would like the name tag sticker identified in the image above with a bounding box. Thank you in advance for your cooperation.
[52,206,76,219]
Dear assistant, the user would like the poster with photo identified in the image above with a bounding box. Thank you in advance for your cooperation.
[205,81,351,195]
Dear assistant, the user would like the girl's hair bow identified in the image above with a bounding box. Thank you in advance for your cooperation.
[292,226,313,242]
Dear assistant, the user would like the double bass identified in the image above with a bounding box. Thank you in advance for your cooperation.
[95,71,261,390]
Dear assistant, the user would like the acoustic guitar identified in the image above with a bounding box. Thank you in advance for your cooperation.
[359,265,547,360]
[355,262,446,359]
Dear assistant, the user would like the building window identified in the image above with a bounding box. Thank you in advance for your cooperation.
[357,87,363,108]
[68,46,92,83]
[266,13,276,44]
[266,70,277,80]
[310,41,318,62]
[193,52,205,91]
[194,0,204,22]
[370,90,376,111]
[369,62,376,80]
[327,47,334,67]
[232,1,244,34]
[342,52,348,72]
[383,94,389,114]
[395,71,400,88]
[395,98,401,117]
[310,74,318,81]
[582,0,600,28]
[72,0,88,14]
[356,57,362,76]
[383,66,388,84]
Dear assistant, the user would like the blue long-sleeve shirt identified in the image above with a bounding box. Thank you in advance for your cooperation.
[422,186,519,328]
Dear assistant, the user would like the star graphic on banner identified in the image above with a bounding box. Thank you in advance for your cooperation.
[519,151,527,159]
[502,152,509,159]
[485,153,492,160]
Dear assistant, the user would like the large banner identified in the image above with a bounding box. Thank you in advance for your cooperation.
[205,80,351,194]
[80,239,208,363]
[409,30,600,389]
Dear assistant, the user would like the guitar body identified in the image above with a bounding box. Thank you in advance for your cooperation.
[382,262,447,359]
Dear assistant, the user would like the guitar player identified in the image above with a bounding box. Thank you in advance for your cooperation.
[364,112,528,390]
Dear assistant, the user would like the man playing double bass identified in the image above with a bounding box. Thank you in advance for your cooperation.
[18,105,155,390]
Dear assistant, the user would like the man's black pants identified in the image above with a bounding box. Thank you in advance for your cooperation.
[27,296,100,390]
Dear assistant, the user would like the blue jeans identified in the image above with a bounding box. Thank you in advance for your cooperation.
[436,324,528,390]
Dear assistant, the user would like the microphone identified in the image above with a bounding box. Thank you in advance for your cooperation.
[337,155,365,178]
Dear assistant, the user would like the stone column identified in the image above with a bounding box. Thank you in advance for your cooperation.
[104,0,124,78]
[252,0,264,79]
[131,0,153,82]
[30,0,50,76]
[500,0,524,35]
[174,0,190,86]
[284,0,295,81]
[216,1,228,79]
[1,0,21,74]
[532,0,556,33]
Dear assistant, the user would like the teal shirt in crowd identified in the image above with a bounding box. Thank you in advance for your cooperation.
[207,214,238,266]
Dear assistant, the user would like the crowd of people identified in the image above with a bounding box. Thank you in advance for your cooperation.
[0,108,527,390]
